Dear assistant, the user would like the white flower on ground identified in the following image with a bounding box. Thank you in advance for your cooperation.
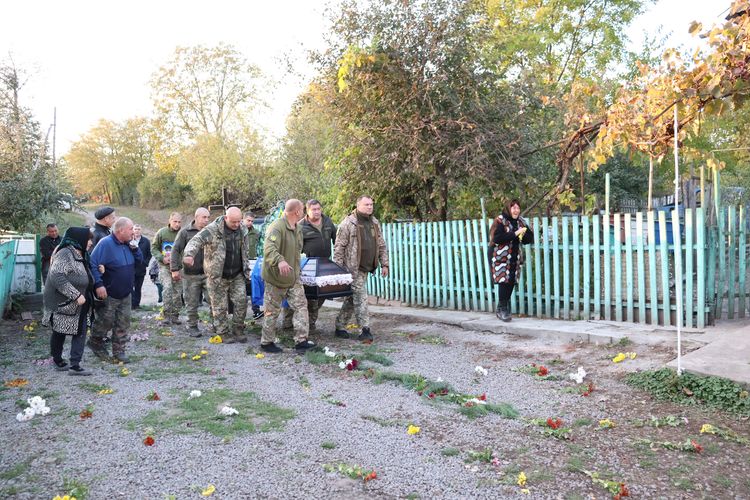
[189,390,202,399]
[568,367,587,384]
[466,398,487,406]
[323,346,336,358]
[220,406,239,416]
[338,361,346,369]
[475,366,488,376]
[436,377,443,382]
[16,408,35,422]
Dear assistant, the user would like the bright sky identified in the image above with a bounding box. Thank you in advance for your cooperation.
[0,0,733,156]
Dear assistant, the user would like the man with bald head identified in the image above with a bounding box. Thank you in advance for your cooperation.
[183,207,256,343]
[260,199,313,353]
[171,207,213,336]
[88,217,143,363]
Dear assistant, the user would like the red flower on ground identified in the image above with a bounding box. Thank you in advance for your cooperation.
[428,393,435,399]
[364,471,377,482]
[479,393,487,401]
[582,382,595,397]
[143,436,155,446]
[691,440,703,453]
[537,366,549,376]
[79,409,93,419]
[546,418,563,429]
[439,388,449,396]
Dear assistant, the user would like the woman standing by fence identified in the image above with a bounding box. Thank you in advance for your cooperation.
[489,200,534,321]
[42,227,95,375]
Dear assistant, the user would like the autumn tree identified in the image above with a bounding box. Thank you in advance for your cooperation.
[0,58,64,231]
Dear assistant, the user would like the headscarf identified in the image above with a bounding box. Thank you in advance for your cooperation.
[58,227,92,257]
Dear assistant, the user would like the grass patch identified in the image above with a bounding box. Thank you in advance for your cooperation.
[572,418,593,427]
[616,336,632,347]
[137,365,213,380]
[459,402,519,419]
[77,383,111,394]
[357,346,394,366]
[361,414,406,427]
[126,388,295,439]
[440,447,460,457]
[465,448,494,463]
[625,368,750,416]
[0,459,31,480]
[417,335,448,345]
[321,441,337,449]
[62,477,89,500]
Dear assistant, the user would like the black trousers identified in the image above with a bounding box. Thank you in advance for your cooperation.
[497,282,516,302]
[50,304,89,367]
[132,274,146,307]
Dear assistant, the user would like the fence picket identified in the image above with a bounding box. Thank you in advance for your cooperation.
[593,215,601,319]
[696,208,706,328]
[572,216,580,320]
[659,211,671,326]
[552,217,561,318]
[728,206,737,319]
[647,212,658,325]
[739,206,746,318]
[636,212,646,323]
[582,216,591,320]
[533,217,543,318]
[625,213,634,322]
[604,214,612,321]
[672,210,684,328]
[543,217,552,318]
[685,209,694,327]
[562,217,571,319]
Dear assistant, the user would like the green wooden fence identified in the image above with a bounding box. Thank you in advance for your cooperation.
[367,206,750,328]
[0,240,18,313]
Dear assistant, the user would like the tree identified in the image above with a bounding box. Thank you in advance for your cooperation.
[151,44,263,142]
[65,118,156,205]
[0,58,64,231]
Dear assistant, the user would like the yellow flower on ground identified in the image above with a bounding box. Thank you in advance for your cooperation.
[192,355,201,361]
[517,471,527,487]
[520,489,530,495]
[599,418,616,429]
[180,352,187,359]
[208,335,223,344]
[200,350,208,355]
[120,368,130,376]
[627,352,637,359]
[52,495,76,500]
[155,315,164,321]
[255,353,265,359]
[346,323,359,330]
[407,424,421,435]
[201,484,216,497]
[98,388,113,395]
[612,353,626,363]
[700,424,717,434]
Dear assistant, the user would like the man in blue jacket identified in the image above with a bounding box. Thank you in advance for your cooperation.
[87,217,142,363]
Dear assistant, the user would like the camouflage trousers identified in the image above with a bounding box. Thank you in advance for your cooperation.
[91,295,131,355]
[335,270,370,330]
[262,281,309,345]
[282,298,324,331]
[207,273,247,337]
[159,264,181,319]
[182,273,212,328]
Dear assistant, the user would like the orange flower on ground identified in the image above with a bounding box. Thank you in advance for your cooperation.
[537,366,549,376]
[79,409,93,419]
[364,471,377,481]
[4,378,29,388]
[143,436,155,446]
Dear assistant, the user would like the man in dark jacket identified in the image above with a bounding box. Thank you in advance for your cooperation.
[243,211,262,319]
[88,217,142,363]
[171,207,212,336]
[131,224,152,309]
[91,206,115,249]
[282,199,336,332]
[39,223,61,283]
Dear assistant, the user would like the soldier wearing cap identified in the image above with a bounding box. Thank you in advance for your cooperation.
[91,207,116,249]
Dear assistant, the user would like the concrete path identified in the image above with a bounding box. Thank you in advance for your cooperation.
[324,300,750,386]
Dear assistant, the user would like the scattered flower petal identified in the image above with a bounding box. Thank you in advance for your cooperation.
[201,484,216,497]
[407,424,421,435]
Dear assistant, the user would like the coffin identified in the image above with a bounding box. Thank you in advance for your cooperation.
[300,257,353,299]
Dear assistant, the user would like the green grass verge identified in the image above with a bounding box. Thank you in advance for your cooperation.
[625,368,750,416]
[126,388,295,439]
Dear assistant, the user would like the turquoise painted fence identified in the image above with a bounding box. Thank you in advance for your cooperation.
[0,240,18,313]
[366,207,736,328]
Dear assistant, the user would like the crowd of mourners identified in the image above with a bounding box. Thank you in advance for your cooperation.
[39,197,531,375]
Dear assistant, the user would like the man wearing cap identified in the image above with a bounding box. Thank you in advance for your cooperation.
[152,212,183,325]
[91,207,116,249]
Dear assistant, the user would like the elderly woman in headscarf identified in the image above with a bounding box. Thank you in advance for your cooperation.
[42,227,95,375]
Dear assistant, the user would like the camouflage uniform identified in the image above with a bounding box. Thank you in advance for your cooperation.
[158,264,180,319]
[183,216,255,341]
[182,273,212,329]
[90,296,131,356]
[333,211,389,333]
[261,215,309,345]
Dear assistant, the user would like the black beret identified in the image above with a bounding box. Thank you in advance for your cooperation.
[94,206,115,220]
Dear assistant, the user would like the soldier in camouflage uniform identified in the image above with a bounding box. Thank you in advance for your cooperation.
[260,199,314,353]
[171,207,213,336]
[183,207,255,343]
[334,196,389,342]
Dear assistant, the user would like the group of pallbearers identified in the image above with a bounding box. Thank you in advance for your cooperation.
[41,195,531,375]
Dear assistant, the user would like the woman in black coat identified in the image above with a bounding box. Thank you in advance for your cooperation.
[42,227,95,375]
[489,199,534,321]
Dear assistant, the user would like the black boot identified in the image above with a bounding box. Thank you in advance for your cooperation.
[500,301,512,322]
[495,302,503,320]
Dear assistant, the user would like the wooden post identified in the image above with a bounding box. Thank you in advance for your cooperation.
[605,173,610,215]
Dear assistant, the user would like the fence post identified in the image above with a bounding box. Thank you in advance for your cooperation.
[739,206,746,318]
[636,212,646,323]
[696,208,706,328]
[647,211,659,325]
[658,211,671,326]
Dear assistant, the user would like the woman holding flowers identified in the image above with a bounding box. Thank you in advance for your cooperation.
[488,199,534,321]
[42,227,95,375]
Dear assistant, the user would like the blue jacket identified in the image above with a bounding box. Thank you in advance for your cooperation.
[90,235,143,299]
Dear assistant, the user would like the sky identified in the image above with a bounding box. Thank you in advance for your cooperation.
[0,0,734,156]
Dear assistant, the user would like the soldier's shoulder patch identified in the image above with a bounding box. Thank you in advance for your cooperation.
[270,234,277,242]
